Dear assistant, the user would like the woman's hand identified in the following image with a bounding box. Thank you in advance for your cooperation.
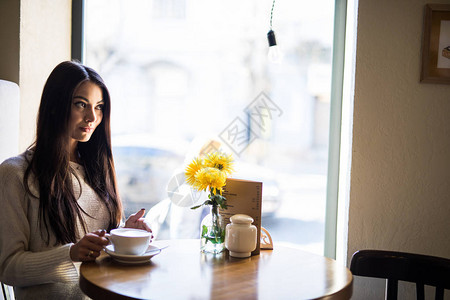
[70,229,109,262]
[124,208,153,234]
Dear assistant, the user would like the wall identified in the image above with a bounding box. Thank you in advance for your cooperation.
[348,0,450,298]
[19,0,72,150]
[0,0,71,151]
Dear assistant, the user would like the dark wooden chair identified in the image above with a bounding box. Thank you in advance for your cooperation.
[350,250,450,300]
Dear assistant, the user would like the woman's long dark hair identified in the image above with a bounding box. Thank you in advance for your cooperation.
[24,61,123,245]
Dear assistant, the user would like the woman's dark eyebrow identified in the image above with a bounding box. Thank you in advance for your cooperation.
[73,96,104,103]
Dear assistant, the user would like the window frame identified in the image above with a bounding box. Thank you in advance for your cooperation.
[72,0,349,259]
[324,0,348,259]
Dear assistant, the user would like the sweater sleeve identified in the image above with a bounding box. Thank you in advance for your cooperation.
[0,158,79,287]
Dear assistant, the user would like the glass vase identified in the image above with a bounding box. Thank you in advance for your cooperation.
[200,205,225,254]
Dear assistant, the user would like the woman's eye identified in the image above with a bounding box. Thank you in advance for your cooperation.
[74,102,86,108]
[95,104,104,111]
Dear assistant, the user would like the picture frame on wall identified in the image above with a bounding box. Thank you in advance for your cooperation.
[420,4,450,84]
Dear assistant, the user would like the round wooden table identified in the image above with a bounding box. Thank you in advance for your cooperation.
[80,239,353,300]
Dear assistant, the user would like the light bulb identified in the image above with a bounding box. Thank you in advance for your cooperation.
[267,30,282,63]
[268,45,281,63]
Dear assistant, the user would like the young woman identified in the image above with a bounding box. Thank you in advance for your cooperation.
[0,61,151,299]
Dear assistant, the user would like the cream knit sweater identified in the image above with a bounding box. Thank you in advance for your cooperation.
[0,151,111,299]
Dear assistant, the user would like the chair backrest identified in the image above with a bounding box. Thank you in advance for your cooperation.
[350,250,450,300]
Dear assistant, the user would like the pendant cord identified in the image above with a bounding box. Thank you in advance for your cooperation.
[270,0,276,30]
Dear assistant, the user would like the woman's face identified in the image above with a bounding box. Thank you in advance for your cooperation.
[69,80,104,146]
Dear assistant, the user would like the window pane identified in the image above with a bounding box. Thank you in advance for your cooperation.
[85,0,335,255]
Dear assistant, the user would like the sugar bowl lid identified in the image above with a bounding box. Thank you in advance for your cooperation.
[230,214,254,224]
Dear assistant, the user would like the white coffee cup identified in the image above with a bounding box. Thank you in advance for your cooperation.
[108,228,152,255]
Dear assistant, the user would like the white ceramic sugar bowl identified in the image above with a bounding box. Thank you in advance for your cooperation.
[225,214,257,258]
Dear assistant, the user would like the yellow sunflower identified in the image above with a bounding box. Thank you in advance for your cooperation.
[185,157,203,186]
[203,152,234,175]
[193,167,227,193]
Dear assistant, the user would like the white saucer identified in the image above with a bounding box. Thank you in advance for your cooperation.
[104,244,161,264]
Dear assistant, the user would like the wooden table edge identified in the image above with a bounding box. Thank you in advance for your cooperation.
[79,262,137,300]
[315,275,353,300]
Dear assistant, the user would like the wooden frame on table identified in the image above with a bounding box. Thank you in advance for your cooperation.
[421,4,450,84]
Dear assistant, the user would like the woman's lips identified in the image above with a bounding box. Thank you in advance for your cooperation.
[80,127,94,133]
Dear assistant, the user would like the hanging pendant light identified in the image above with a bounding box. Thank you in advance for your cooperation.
[267,29,281,63]
[267,0,281,63]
